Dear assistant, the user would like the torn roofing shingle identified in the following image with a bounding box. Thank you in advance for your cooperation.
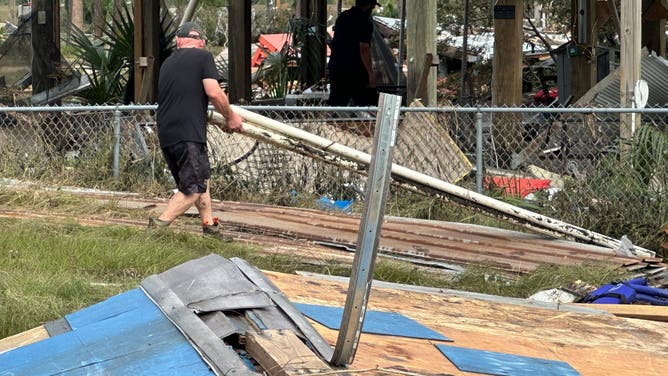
[201,311,247,339]
[157,253,261,305]
[188,291,274,313]
[141,275,259,376]
[231,257,335,361]
[141,254,334,367]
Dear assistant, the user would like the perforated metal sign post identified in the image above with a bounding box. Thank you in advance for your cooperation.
[330,93,402,366]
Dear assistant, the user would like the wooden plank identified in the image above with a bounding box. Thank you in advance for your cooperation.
[0,326,49,355]
[619,0,642,155]
[569,303,668,322]
[245,330,331,376]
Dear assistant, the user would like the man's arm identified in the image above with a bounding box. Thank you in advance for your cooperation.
[359,42,375,88]
[203,78,243,133]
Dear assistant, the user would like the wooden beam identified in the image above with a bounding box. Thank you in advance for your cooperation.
[406,0,436,106]
[31,0,61,99]
[570,304,668,322]
[414,53,434,101]
[570,0,597,102]
[228,0,252,104]
[245,330,331,376]
[491,0,524,161]
[492,0,523,107]
[296,0,327,89]
[0,326,49,354]
[133,0,160,104]
[620,0,642,155]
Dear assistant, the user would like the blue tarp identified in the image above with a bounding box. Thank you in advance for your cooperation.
[0,289,215,376]
[295,303,451,341]
[436,344,580,376]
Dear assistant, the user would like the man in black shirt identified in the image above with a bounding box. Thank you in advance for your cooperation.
[149,22,243,236]
[328,0,379,106]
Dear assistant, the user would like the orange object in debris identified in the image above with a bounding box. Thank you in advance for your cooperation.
[484,176,552,198]
[251,33,332,67]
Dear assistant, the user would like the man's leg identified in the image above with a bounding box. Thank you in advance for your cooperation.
[194,180,214,225]
[150,142,212,230]
[158,191,202,223]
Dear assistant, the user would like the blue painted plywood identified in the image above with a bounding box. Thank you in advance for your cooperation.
[0,289,217,376]
[435,344,581,376]
[295,303,451,341]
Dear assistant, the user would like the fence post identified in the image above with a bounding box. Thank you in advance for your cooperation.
[113,108,121,178]
[475,110,483,193]
[330,93,402,366]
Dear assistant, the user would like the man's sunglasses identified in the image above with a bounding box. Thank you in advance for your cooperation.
[185,34,205,41]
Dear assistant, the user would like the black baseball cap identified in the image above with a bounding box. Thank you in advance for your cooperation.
[177,22,204,38]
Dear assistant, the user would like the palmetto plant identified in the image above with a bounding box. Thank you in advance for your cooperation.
[633,124,668,189]
[68,3,176,104]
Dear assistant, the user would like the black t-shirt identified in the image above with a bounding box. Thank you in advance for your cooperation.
[328,6,373,78]
[157,48,219,147]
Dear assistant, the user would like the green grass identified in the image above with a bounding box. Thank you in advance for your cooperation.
[0,188,632,339]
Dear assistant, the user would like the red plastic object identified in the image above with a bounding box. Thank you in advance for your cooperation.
[484,176,552,198]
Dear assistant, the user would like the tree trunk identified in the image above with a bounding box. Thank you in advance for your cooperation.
[71,0,84,29]
[93,0,105,37]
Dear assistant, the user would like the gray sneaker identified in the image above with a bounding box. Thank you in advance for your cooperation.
[147,217,171,229]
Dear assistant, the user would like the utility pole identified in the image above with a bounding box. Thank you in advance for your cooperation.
[491,0,523,107]
[459,0,470,105]
[31,0,61,102]
[228,0,252,103]
[406,0,437,105]
[491,0,523,164]
[570,0,597,102]
[619,0,641,157]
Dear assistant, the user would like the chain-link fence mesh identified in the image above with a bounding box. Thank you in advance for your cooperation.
[1,104,666,251]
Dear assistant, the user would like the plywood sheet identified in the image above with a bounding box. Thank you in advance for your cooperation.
[264,271,668,376]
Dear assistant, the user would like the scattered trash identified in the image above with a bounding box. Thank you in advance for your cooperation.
[581,277,668,306]
[315,196,353,214]
[524,187,561,202]
[529,288,577,304]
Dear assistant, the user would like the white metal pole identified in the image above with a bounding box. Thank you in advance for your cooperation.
[211,107,655,258]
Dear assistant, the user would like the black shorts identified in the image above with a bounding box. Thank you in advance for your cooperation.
[161,141,210,194]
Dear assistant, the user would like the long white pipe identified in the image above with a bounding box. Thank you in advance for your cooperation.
[213,107,654,258]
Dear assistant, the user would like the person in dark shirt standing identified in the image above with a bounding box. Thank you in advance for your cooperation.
[328,0,380,106]
[149,22,243,236]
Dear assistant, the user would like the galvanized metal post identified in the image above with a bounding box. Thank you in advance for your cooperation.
[113,108,121,178]
[475,110,483,193]
[330,93,402,366]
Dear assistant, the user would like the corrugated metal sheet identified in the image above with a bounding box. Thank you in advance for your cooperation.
[213,201,656,274]
[589,50,668,107]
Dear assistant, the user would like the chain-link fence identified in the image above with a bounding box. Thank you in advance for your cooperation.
[1,104,666,251]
